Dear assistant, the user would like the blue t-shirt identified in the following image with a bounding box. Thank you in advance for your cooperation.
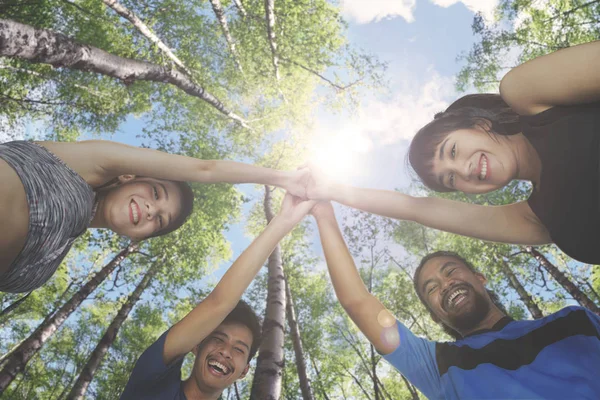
[384,306,600,399]
[120,330,187,400]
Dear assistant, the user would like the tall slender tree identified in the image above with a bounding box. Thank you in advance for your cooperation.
[250,186,286,399]
[0,243,137,393]
[66,257,166,399]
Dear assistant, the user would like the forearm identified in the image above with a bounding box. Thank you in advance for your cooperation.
[316,213,396,353]
[316,215,371,306]
[164,217,290,362]
[201,160,290,188]
[501,40,600,114]
[326,183,416,221]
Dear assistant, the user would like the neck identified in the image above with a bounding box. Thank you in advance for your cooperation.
[510,133,542,186]
[182,377,221,400]
[89,195,108,229]
[458,305,506,337]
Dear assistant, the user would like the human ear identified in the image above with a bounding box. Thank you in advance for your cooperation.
[475,273,487,285]
[117,174,136,184]
[239,364,250,379]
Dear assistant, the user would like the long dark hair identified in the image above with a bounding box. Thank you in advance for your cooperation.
[408,94,521,192]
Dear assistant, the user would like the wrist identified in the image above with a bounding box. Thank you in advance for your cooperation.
[273,170,291,189]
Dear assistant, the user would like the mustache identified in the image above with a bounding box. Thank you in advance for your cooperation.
[441,282,473,312]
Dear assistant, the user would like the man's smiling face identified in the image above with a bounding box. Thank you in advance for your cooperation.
[417,255,492,333]
[191,322,253,394]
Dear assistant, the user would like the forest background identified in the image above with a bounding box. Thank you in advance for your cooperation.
[1,0,600,399]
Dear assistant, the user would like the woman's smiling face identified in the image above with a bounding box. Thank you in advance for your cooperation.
[430,125,519,194]
[99,176,183,240]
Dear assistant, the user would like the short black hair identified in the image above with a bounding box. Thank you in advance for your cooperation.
[148,180,194,238]
[222,300,262,362]
[413,251,506,340]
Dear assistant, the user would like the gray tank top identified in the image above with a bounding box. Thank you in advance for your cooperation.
[0,141,96,293]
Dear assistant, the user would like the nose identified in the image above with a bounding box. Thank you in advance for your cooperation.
[219,346,233,359]
[145,202,157,220]
[450,158,473,182]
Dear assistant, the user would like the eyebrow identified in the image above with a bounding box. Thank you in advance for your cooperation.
[158,182,172,227]
[437,139,449,186]
[213,331,250,351]
[421,261,458,293]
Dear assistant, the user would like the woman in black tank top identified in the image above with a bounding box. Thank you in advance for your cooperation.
[305,40,600,264]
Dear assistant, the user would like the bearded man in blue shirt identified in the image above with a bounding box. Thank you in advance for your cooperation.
[311,201,600,399]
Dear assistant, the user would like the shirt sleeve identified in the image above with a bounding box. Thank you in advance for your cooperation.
[586,308,600,334]
[383,320,443,399]
[119,330,185,399]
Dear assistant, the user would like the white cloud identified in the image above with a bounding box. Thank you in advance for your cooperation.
[350,69,456,144]
[342,0,417,24]
[430,0,499,23]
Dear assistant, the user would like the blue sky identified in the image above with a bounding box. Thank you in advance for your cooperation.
[8,0,503,286]
[208,0,502,284]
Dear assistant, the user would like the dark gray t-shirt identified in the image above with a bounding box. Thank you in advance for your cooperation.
[120,330,187,400]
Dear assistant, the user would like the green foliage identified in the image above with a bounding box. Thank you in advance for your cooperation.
[457,0,600,92]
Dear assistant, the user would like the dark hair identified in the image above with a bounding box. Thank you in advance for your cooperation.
[147,180,194,238]
[413,250,507,340]
[222,300,262,362]
[408,94,521,192]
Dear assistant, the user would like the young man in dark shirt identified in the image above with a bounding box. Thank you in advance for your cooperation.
[312,202,600,399]
[120,194,316,400]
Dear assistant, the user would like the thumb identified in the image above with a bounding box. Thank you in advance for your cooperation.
[296,199,317,215]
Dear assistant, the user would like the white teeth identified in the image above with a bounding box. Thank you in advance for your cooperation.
[447,289,467,307]
[479,156,487,180]
[131,201,139,224]
[208,360,230,374]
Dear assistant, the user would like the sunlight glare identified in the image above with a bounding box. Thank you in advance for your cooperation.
[308,127,371,181]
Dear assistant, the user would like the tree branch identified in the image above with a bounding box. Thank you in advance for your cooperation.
[0,19,250,128]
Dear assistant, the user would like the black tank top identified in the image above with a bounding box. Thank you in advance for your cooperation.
[522,101,600,264]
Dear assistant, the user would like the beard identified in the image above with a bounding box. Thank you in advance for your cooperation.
[445,287,491,333]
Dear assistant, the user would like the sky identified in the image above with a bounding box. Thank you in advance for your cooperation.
[203,0,503,285]
[4,0,504,286]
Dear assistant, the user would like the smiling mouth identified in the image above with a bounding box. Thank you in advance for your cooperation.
[129,200,141,225]
[478,154,489,181]
[208,359,232,377]
[444,286,470,311]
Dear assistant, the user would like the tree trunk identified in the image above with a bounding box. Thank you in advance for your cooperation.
[0,244,137,393]
[400,374,420,400]
[497,257,544,319]
[284,277,313,400]
[250,186,286,400]
[263,0,280,81]
[65,258,163,399]
[525,247,600,315]
[208,0,244,73]
[101,0,192,75]
[0,19,249,128]
[233,0,248,18]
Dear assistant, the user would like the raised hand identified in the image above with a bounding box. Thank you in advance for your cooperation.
[282,168,310,199]
[276,192,317,228]
[306,165,333,200]
[310,201,335,220]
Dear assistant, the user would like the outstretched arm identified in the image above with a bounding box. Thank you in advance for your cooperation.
[500,40,600,115]
[39,140,308,197]
[307,171,551,246]
[312,202,399,354]
[162,193,315,364]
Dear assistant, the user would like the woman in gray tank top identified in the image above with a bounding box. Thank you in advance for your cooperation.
[0,140,308,293]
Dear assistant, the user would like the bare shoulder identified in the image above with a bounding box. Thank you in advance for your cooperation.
[501,201,551,245]
[36,140,114,187]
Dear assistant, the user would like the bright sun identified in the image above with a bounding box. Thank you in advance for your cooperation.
[308,128,370,181]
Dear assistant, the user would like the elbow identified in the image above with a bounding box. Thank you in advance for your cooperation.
[197,159,217,182]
